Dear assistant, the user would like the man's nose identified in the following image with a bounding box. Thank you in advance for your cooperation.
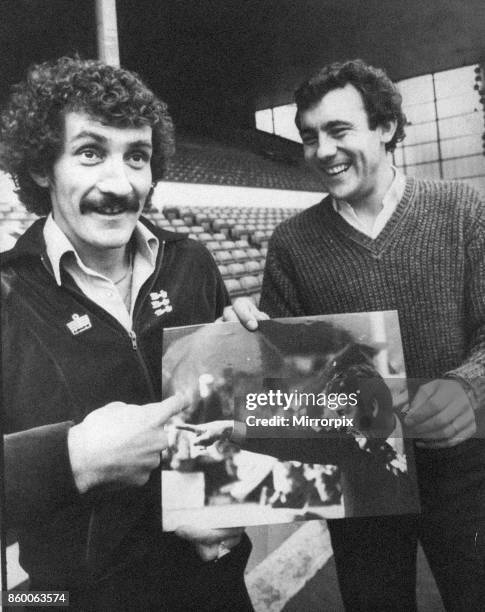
[316,135,338,159]
[97,158,133,195]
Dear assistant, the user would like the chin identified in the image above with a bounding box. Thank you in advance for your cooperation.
[327,187,353,202]
[331,183,362,203]
[91,230,134,251]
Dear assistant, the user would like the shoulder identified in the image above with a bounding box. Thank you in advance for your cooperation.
[166,233,218,268]
[412,177,483,214]
[141,216,219,269]
[1,218,45,269]
[410,178,484,239]
[271,196,332,245]
[1,220,47,301]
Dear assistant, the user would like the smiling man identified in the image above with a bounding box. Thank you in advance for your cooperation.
[234,59,484,610]
[0,57,252,611]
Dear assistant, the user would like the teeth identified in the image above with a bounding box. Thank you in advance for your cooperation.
[325,163,350,176]
[97,207,125,215]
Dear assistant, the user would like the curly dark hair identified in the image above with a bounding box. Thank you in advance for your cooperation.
[295,59,406,152]
[0,56,175,215]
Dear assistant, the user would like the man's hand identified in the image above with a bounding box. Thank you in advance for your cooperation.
[177,420,234,446]
[404,379,476,448]
[68,394,187,493]
[175,525,244,562]
[221,297,269,331]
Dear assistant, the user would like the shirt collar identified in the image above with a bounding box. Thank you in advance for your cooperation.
[43,213,159,286]
[332,166,406,215]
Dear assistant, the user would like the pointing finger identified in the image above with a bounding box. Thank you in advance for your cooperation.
[147,392,190,424]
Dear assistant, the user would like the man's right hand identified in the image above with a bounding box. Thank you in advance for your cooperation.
[222,297,269,330]
[68,394,187,493]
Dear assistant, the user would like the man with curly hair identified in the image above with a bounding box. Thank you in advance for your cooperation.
[1,57,253,611]
[231,59,485,610]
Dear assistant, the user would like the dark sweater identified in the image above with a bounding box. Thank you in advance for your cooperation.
[260,177,485,415]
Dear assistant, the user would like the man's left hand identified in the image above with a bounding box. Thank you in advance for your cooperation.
[404,379,476,448]
[175,525,244,561]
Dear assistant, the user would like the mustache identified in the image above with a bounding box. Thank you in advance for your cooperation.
[80,193,141,214]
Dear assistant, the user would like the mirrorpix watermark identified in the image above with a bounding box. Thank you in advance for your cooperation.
[244,389,357,429]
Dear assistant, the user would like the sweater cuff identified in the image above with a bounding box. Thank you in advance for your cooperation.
[444,373,485,413]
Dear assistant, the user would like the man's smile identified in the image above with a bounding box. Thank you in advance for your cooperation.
[89,205,137,216]
[80,193,141,216]
[321,162,352,177]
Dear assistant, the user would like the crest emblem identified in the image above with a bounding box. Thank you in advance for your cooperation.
[66,313,92,335]
[150,289,173,317]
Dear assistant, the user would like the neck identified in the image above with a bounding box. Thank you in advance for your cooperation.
[78,244,132,282]
[348,163,395,217]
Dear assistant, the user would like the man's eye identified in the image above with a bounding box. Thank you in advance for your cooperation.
[128,152,150,167]
[79,149,102,163]
[331,128,349,138]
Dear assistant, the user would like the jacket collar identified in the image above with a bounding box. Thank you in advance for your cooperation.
[0,215,187,268]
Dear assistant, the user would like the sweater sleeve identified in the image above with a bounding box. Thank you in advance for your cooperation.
[445,191,485,415]
[3,422,80,528]
[260,229,306,317]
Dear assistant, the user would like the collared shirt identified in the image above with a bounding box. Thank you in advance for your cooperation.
[43,214,159,331]
[332,168,406,238]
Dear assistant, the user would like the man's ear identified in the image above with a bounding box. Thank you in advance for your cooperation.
[379,120,397,146]
[29,170,50,188]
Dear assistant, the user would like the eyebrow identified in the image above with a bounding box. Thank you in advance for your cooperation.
[128,139,153,150]
[69,131,152,149]
[300,120,353,133]
[325,120,353,129]
[70,130,108,144]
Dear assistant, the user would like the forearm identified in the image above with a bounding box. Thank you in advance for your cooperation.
[445,208,485,414]
[4,422,79,527]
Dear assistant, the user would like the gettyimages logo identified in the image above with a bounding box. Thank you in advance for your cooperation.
[244,389,357,430]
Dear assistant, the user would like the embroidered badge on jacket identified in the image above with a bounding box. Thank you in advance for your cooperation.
[150,289,173,317]
[66,313,92,335]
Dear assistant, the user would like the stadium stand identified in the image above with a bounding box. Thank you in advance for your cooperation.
[147,204,301,298]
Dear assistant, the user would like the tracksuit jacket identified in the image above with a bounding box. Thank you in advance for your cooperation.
[1,217,252,611]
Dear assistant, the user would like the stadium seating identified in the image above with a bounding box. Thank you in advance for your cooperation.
[149,203,301,299]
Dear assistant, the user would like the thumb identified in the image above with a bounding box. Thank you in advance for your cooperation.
[222,305,239,322]
[231,297,269,331]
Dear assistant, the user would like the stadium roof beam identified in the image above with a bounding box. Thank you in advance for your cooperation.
[95,0,120,66]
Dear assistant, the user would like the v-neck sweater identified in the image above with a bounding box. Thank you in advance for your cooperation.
[260,176,485,411]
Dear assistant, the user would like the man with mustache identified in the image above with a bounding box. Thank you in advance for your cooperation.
[231,59,485,610]
[0,57,252,611]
